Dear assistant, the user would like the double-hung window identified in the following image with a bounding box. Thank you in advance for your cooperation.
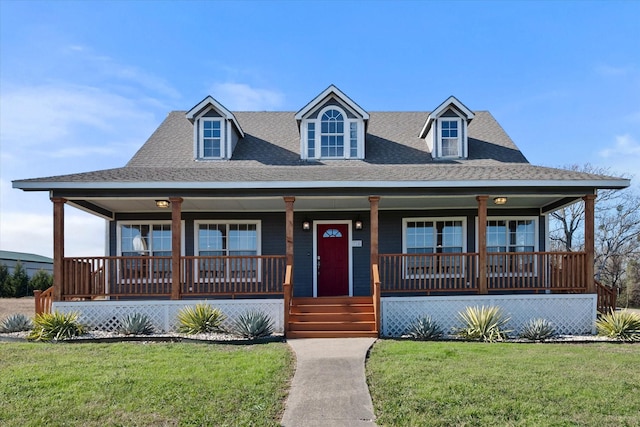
[119,222,173,280]
[439,118,462,157]
[196,221,261,280]
[486,218,536,275]
[320,109,345,157]
[198,118,225,159]
[403,218,465,277]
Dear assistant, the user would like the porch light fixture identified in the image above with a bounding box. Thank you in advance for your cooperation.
[155,200,171,208]
[302,220,311,231]
[355,219,363,230]
[493,197,508,205]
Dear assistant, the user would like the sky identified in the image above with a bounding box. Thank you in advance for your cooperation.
[1,0,639,259]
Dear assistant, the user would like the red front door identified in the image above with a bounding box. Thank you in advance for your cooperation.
[317,224,349,296]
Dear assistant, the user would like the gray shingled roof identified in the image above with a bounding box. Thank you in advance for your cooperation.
[13,111,629,189]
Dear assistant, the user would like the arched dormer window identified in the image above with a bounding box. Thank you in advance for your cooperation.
[321,109,345,157]
[296,85,368,161]
[304,106,362,160]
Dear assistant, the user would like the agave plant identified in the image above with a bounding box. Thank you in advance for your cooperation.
[0,313,33,333]
[232,310,274,339]
[28,311,85,341]
[456,305,511,342]
[519,318,556,341]
[118,313,155,335]
[177,304,226,334]
[405,315,443,340]
[596,310,640,341]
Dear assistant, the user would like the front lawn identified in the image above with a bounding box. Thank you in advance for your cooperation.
[367,340,640,427]
[0,342,293,426]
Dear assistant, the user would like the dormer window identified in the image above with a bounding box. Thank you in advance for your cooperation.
[439,118,462,157]
[420,96,474,160]
[199,118,225,159]
[296,85,369,161]
[186,96,244,161]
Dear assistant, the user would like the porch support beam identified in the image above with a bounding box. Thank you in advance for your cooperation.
[583,194,596,293]
[476,195,489,294]
[369,196,380,293]
[284,197,295,267]
[170,197,183,300]
[51,197,66,302]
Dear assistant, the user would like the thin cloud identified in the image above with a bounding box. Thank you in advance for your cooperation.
[211,82,285,111]
[595,64,633,77]
[599,134,640,158]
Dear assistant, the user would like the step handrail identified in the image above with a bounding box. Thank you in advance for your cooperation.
[372,264,381,335]
[34,286,54,315]
[595,279,617,313]
[283,265,293,336]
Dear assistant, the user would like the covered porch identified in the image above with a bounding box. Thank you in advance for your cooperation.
[37,191,614,312]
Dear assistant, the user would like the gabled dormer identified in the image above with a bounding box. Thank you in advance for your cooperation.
[295,85,369,160]
[420,96,474,159]
[186,96,245,161]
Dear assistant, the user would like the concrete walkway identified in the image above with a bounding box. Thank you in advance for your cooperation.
[281,338,378,427]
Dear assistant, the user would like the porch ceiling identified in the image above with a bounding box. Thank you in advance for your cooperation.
[66,194,581,218]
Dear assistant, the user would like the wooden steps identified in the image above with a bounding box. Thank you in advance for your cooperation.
[286,296,378,339]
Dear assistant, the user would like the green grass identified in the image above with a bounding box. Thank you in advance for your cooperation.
[367,340,640,427]
[0,342,293,426]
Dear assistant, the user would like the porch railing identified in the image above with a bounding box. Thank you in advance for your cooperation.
[61,255,286,299]
[378,252,587,294]
[595,279,617,313]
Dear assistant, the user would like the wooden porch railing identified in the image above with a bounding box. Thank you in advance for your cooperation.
[378,252,588,294]
[60,255,286,299]
[34,286,54,314]
[595,279,617,313]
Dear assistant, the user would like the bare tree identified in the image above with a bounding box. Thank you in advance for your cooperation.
[594,191,640,288]
[549,164,626,251]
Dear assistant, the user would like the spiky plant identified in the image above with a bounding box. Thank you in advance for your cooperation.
[177,304,226,334]
[0,313,33,333]
[596,310,640,341]
[405,315,443,340]
[27,311,85,341]
[456,305,511,342]
[118,313,155,335]
[232,310,274,339]
[519,318,556,341]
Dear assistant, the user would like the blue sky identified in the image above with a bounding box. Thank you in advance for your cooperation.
[1,0,639,258]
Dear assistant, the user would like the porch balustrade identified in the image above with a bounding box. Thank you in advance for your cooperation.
[61,255,286,299]
[378,251,587,294]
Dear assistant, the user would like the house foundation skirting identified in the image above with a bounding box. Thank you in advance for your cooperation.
[53,299,284,333]
[381,294,597,337]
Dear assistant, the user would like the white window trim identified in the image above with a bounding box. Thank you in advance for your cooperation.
[116,220,185,256]
[312,220,353,297]
[436,117,463,159]
[402,217,467,279]
[195,117,227,160]
[193,220,262,283]
[301,106,364,160]
[475,216,539,278]
[115,220,185,287]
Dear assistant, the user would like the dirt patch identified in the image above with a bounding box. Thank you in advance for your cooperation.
[0,298,35,320]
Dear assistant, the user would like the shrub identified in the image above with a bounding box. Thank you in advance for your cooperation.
[118,313,155,335]
[177,304,225,334]
[0,264,13,297]
[405,315,443,340]
[30,270,53,292]
[28,311,86,341]
[519,318,556,341]
[0,313,33,333]
[456,305,511,342]
[596,310,640,341]
[232,310,274,339]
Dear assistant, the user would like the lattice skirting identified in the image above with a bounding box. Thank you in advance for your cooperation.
[52,299,284,333]
[382,294,597,337]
